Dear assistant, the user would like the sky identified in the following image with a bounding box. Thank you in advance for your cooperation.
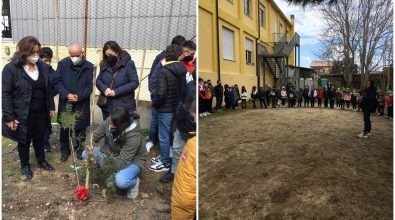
[273,0,325,68]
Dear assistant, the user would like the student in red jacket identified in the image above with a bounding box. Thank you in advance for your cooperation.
[317,87,324,107]
[385,90,393,120]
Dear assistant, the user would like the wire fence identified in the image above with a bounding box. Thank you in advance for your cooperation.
[5,0,196,104]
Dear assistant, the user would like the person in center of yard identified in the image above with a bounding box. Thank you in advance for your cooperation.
[53,42,93,162]
[266,87,272,107]
[385,90,393,120]
[150,44,187,172]
[2,36,54,179]
[309,87,317,108]
[82,107,146,199]
[241,86,248,109]
[358,80,377,138]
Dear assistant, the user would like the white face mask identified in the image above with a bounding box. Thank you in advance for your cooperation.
[27,55,39,64]
[70,56,82,65]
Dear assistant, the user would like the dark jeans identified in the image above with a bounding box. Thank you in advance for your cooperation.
[252,99,256,108]
[18,112,47,167]
[282,98,286,106]
[377,105,384,115]
[330,99,335,108]
[199,97,205,113]
[324,98,328,108]
[148,107,158,143]
[304,96,309,107]
[208,98,213,113]
[310,98,315,107]
[388,106,393,118]
[158,112,174,166]
[266,96,271,107]
[317,98,322,107]
[271,97,276,108]
[298,99,303,107]
[346,101,351,109]
[216,97,223,110]
[260,98,267,108]
[363,110,371,133]
[352,104,357,110]
[60,127,86,155]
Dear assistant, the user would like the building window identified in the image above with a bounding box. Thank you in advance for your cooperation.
[280,23,283,31]
[245,38,253,65]
[222,27,235,61]
[259,4,265,28]
[244,0,251,16]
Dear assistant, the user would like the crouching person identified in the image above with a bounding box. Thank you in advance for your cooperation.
[171,97,197,220]
[82,107,147,199]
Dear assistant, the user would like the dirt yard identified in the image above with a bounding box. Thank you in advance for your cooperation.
[2,127,172,220]
[199,107,393,219]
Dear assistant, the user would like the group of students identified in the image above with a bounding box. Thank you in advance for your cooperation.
[2,35,197,219]
[200,80,393,120]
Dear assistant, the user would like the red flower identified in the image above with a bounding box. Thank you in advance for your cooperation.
[76,185,89,201]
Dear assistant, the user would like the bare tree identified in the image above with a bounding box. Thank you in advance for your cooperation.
[318,0,393,88]
[319,0,360,87]
[285,0,337,7]
[358,0,393,87]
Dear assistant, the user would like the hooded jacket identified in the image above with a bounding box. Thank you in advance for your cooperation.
[2,55,55,144]
[96,51,139,112]
[152,61,187,113]
[93,117,147,171]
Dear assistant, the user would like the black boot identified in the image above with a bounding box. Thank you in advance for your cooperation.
[21,165,33,179]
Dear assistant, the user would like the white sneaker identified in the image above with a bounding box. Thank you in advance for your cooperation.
[377,113,381,115]
[206,112,211,115]
[149,162,170,173]
[145,142,154,153]
[151,155,160,163]
[199,113,203,117]
[366,132,372,136]
[202,112,207,116]
[357,132,368,138]
[127,177,140,199]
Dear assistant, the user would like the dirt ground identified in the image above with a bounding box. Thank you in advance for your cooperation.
[2,127,172,220]
[199,106,393,219]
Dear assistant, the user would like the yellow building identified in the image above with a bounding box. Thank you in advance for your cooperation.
[199,0,300,92]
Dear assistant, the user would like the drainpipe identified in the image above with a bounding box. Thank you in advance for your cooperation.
[256,0,260,88]
[216,0,221,81]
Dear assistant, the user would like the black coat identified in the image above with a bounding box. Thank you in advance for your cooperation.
[2,56,54,144]
[214,84,224,98]
[152,62,186,113]
[96,51,139,112]
[362,87,377,113]
[54,58,93,130]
